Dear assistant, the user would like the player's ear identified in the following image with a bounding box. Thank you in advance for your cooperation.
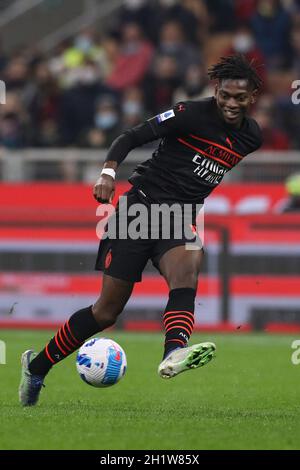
[250,89,258,104]
[214,84,219,97]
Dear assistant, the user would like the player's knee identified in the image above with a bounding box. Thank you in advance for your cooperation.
[92,301,122,327]
[168,269,199,290]
[92,308,117,328]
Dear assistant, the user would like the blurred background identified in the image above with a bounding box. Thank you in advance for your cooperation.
[0,0,300,333]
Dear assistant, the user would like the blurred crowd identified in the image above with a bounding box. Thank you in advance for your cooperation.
[2,0,300,150]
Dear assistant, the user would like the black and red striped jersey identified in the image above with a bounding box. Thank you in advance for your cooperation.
[128,97,262,204]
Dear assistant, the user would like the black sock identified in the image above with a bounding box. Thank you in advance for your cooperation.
[163,288,196,359]
[29,305,100,376]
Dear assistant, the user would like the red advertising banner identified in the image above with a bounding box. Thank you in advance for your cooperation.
[0,182,288,220]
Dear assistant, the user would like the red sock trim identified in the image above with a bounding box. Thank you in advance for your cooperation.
[58,328,72,352]
[165,324,192,336]
[45,344,55,364]
[164,315,194,329]
[165,319,193,334]
[66,321,80,345]
[54,333,67,355]
[62,323,76,349]
[163,310,194,322]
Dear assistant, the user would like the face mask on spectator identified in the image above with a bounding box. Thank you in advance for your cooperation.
[123,101,143,116]
[233,34,254,53]
[95,112,118,130]
[74,35,93,53]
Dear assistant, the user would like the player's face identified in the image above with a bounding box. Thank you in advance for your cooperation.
[215,79,257,127]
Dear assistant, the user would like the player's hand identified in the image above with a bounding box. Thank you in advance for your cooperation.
[93,174,115,204]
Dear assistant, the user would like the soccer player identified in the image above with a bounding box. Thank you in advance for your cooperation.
[19,55,262,405]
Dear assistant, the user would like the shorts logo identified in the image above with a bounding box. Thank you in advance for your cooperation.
[105,249,112,269]
[157,109,175,123]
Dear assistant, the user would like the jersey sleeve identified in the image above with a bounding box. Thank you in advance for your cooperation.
[104,102,192,166]
[147,102,192,138]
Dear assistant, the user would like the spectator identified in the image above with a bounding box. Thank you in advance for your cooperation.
[82,95,121,148]
[226,25,267,86]
[251,0,292,69]
[60,57,103,90]
[4,57,30,94]
[118,0,157,42]
[235,0,258,23]
[0,92,29,148]
[156,20,202,80]
[155,0,208,45]
[291,20,300,74]
[24,61,60,147]
[252,95,290,149]
[274,97,300,149]
[204,0,237,32]
[0,38,7,72]
[47,40,70,82]
[59,66,116,145]
[121,86,146,129]
[72,28,110,78]
[62,28,103,68]
[181,0,210,45]
[143,54,180,114]
[100,35,121,79]
[173,62,214,102]
[106,22,154,91]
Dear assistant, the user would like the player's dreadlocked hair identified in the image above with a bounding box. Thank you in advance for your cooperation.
[208,54,263,91]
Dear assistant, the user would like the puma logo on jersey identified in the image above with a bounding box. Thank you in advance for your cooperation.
[225,137,234,149]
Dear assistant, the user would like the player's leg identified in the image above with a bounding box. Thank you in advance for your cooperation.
[19,275,133,406]
[157,245,216,378]
[159,245,202,357]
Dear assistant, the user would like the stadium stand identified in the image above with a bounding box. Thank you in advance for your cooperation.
[0,0,300,150]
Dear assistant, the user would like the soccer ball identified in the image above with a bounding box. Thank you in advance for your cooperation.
[76,337,127,387]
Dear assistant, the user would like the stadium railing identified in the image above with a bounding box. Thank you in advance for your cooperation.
[0,149,299,183]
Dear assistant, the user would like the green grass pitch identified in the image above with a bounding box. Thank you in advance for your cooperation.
[0,330,300,450]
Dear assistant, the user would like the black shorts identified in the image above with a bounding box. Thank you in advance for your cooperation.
[95,187,202,282]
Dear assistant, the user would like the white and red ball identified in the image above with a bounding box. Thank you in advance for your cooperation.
[76,337,127,387]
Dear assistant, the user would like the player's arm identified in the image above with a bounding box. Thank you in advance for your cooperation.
[93,103,188,203]
[93,123,157,203]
